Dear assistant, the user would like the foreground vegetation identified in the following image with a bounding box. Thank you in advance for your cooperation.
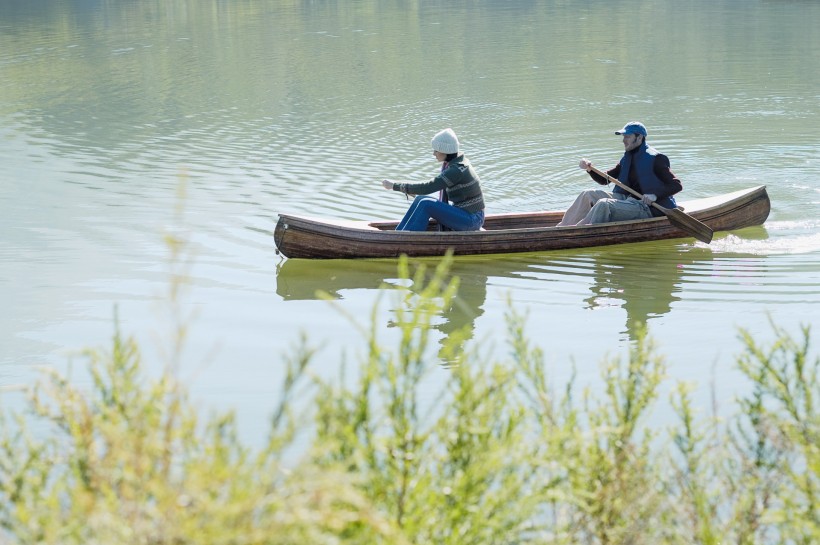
[1,256,817,544]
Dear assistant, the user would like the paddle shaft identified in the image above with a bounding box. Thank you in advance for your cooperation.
[587,165,714,243]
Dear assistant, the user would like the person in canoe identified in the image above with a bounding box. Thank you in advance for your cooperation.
[556,121,683,226]
[381,128,485,231]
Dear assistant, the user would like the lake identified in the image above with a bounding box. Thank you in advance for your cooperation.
[2,0,819,441]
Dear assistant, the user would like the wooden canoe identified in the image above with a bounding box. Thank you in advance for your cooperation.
[273,185,770,259]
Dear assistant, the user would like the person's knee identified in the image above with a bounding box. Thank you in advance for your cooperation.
[415,199,436,214]
[587,200,615,223]
[579,189,605,206]
[409,195,428,207]
[408,196,434,214]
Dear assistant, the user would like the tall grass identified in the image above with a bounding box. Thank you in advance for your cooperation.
[1,254,817,544]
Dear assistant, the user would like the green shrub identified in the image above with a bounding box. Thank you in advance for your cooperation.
[1,255,817,544]
[0,319,400,545]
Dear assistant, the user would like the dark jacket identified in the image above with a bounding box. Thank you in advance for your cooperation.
[590,143,682,216]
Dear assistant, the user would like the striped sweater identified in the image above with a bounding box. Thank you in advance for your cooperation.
[392,154,485,214]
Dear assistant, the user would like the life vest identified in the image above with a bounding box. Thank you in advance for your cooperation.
[615,144,677,213]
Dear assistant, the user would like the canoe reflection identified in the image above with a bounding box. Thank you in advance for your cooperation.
[275,241,767,357]
[275,257,488,363]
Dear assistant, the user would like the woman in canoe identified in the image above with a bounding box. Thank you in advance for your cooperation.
[381,128,485,231]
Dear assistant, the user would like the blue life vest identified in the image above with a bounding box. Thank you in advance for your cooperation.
[615,143,677,214]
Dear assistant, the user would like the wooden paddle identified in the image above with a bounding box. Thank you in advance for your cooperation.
[588,165,714,243]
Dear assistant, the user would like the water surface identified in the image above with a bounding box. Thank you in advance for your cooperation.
[2,0,819,439]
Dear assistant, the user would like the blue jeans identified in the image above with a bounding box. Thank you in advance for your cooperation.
[396,196,485,231]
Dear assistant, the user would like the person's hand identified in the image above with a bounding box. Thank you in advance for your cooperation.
[579,158,592,171]
[381,179,393,190]
[641,193,657,205]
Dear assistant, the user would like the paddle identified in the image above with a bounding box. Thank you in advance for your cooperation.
[588,165,714,243]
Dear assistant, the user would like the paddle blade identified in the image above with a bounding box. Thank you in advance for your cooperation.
[664,207,713,243]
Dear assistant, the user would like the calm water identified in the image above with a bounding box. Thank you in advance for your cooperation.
[2,0,819,438]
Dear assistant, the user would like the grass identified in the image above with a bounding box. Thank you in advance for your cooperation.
[0,254,817,544]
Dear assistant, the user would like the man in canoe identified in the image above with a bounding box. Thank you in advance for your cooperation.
[381,128,485,231]
[556,121,683,226]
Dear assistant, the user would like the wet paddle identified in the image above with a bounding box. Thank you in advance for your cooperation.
[588,165,714,244]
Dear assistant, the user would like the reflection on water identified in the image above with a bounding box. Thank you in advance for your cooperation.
[275,238,774,357]
[582,250,687,341]
[276,259,395,301]
[276,258,488,363]
[579,244,768,342]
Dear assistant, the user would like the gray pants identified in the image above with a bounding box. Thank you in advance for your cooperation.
[556,189,653,226]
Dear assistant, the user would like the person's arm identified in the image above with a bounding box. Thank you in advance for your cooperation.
[652,154,682,198]
[579,158,620,185]
[382,175,446,196]
[382,179,410,193]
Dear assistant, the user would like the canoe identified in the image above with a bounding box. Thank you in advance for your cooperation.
[273,185,770,259]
